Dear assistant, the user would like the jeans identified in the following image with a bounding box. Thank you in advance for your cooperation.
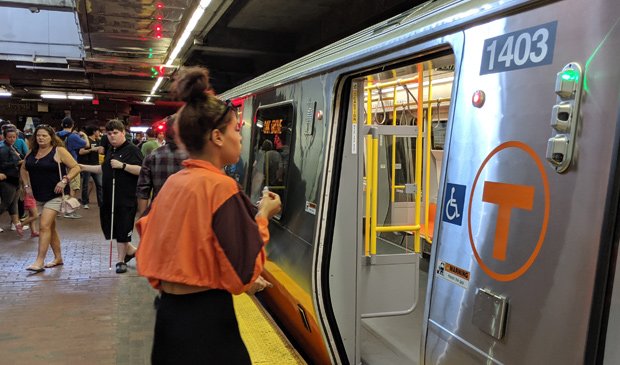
[81,171,102,206]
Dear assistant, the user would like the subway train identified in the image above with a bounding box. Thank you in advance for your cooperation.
[218,0,620,363]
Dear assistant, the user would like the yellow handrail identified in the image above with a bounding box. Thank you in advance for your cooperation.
[364,77,374,256]
[364,134,373,256]
[425,61,433,242]
[370,131,379,255]
[414,63,423,254]
[376,225,420,233]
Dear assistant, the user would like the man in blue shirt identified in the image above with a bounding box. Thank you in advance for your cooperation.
[56,117,87,218]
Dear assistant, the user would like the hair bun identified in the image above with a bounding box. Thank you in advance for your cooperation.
[173,67,211,103]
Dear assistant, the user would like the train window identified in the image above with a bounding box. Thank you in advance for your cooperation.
[358,53,454,252]
[248,102,295,218]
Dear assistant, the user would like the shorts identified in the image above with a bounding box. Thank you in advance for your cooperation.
[70,175,81,191]
[100,204,137,242]
[36,197,64,213]
[24,194,37,210]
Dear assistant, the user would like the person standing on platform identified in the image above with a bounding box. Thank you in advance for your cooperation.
[140,128,160,157]
[21,124,81,272]
[136,115,188,218]
[135,67,281,364]
[0,126,26,235]
[77,125,103,209]
[56,117,87,218]
[79,120,143,274]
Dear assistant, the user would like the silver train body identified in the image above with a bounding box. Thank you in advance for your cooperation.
[220,0,620,363]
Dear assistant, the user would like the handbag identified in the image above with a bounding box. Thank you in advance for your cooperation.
[57,159,81,214]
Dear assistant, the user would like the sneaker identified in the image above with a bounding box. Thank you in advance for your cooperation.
[115,262,127,274]
[0,227,3,233]
[63,212,82,219]
[10,223,27,231]
[83,204,89,209]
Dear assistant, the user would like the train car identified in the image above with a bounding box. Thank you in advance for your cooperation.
[220,0,620,363]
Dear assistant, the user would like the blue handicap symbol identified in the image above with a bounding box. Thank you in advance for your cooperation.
[442,183,466,226]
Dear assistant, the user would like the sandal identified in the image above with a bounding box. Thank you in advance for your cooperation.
[115,262,127,274]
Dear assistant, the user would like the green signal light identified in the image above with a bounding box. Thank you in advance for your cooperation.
[561,69,579,81]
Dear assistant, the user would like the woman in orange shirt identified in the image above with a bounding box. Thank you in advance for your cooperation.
[136,67,281,364]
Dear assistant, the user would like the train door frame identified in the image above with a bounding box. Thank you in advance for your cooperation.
[312,34,465,364]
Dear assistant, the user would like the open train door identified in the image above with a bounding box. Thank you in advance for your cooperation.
[313,47,459,364]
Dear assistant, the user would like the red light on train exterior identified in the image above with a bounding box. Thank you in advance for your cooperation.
[472,90,486,108]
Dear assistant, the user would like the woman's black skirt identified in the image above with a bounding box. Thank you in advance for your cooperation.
[152,289,251,365]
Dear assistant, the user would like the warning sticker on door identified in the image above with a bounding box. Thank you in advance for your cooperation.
[436,261,470,289]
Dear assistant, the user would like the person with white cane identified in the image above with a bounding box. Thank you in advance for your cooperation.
[80,119,143,273]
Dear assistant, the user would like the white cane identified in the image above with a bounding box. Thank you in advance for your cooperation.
[109,169,116,270]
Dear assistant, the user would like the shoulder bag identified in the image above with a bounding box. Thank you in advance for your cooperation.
[57,158,81,214]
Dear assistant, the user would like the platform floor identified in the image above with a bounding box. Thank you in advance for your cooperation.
[0,205,303,365]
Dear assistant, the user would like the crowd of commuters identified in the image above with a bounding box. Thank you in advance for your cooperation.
[2,65,282,363]
[0,116,171,274]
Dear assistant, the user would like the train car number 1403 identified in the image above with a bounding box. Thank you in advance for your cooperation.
[480,21,557,75]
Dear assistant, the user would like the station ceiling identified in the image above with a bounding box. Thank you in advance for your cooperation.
[0,0,422,104]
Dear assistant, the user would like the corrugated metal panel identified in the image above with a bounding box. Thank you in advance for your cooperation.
[220,0,543,99]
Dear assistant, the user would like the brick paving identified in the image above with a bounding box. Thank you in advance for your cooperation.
[0,206,156,365]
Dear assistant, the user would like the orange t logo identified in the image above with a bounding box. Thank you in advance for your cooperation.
[482,181,535,261]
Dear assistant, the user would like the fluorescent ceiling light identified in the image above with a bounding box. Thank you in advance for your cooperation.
[42,94,67,99]
[130,126,149,132]
[146,0,212,101]
[0,92,11,97]
[68,95,93,100]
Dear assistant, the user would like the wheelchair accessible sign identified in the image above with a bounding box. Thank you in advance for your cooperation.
[442,183,466,226]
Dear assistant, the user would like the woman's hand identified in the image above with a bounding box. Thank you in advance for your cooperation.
[258,190,282,219]
[24,186,33,195]
[0,173,6,181]
[246,276,273,295]
[110,159,123,169]
[54,178,68,194]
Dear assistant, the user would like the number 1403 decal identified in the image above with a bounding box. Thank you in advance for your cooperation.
[480,21,557,75]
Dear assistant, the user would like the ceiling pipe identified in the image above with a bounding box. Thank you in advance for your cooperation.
[16,65,85,72]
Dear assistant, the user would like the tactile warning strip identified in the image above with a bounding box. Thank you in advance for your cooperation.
[234,294,306,364]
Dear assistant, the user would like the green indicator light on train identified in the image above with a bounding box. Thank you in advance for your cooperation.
[561,69,579,81]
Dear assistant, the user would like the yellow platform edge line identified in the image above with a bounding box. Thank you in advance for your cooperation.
[234,293,307,365]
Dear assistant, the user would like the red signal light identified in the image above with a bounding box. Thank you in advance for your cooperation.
[156,2,164,9]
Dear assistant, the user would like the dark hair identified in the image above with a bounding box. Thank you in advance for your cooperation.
[105,119,125,132]
[173,67,231,154]
[163,114,175,138]
[2,125,17,138]
[145,128,156,138]
[84,125,98,136]
[61,116,74,129]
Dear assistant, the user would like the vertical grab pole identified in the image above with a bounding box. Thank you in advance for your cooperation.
[414,63,424,254]
[425,62,433,242]
[391,84,398,203]
[371,127,379,256]
[364,83,373,256]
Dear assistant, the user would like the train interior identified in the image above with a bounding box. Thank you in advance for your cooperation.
[354,51,455,364]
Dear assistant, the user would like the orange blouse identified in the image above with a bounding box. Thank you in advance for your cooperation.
[136,159,269,295]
